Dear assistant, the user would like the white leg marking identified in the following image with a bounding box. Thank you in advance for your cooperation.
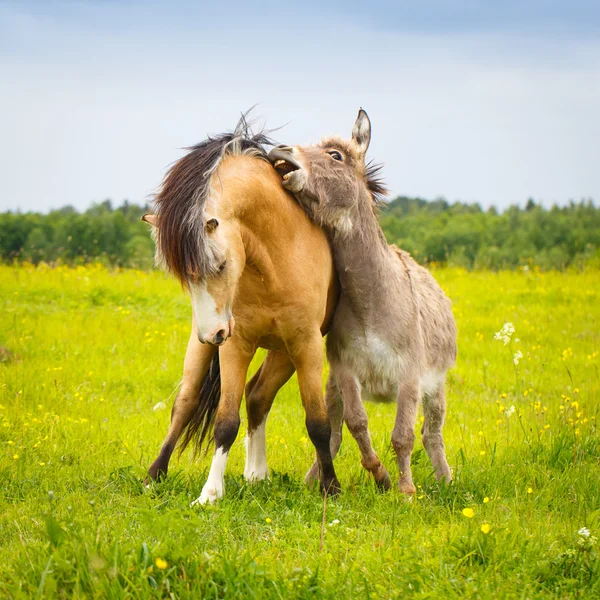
[244,419,268,482]
[191,447,229,506]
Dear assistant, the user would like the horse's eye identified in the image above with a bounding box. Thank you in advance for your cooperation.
[218,260,227,273]
[327,150,343,161]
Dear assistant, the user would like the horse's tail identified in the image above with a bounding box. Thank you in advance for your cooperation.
[179,352,221,456]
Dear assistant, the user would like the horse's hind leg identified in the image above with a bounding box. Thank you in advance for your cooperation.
[147,329,216,481]
[422,382,452,482]
[244,350,295,482]
[391,378,420,495]
[305,374,344,485]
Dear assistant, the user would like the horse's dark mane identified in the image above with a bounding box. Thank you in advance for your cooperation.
[152,113,275,283]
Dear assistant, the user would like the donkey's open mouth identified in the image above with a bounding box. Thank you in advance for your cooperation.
[268,146,301,181]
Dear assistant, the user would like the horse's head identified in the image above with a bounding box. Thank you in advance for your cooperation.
[268,109,386,235]
[142,213,240,346]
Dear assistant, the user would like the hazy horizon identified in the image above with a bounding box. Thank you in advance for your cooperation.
[2,0,599,212]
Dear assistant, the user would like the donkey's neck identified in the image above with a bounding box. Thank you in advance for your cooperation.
[328,202,400,309]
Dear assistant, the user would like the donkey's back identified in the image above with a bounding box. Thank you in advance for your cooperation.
[393,247,457,384]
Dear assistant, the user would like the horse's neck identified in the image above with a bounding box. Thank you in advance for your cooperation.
[228,180,293,289]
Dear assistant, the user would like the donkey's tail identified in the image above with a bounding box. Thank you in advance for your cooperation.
[179,352,221,457]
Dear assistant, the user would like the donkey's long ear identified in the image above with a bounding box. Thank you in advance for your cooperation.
[352,108,371,156]
[141,214,158,227]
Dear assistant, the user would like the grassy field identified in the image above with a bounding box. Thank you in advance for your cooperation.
[1,263,599,599]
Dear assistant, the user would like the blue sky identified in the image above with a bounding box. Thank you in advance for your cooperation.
[1,0,599,211]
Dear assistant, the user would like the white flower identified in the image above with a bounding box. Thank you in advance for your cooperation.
[494,322,515,346]
[328,519,340,527]
[578,527,591,539]
[513,350,523,365]
[505,405,516,417]
[153,401,167,412]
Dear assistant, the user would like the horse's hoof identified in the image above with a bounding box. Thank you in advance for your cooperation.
[322,477,341,498]
[147,462,167,482]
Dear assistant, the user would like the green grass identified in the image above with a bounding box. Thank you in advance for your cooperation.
[1,263,599,599]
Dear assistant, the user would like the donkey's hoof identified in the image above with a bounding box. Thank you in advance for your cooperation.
[375,471,392,492]
[321,477,341,498]
[435,467,453,484]
[304,462,320,486]
[398,480,416,496]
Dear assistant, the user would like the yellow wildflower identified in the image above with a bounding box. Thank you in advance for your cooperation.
[481,523,491,534]
[154,557,168,570]
[462,508,475,518]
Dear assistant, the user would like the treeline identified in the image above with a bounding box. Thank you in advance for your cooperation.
[379,197,599,270]
[1,197,598,270]
[0,200,156,270]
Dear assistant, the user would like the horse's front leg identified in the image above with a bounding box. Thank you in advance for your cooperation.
[305,373,343,485]
[244,350,295,482]
[291,332,341,497]
[147,325,216,481]
[192,340,253,505]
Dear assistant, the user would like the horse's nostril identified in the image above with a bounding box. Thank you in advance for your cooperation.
[213,330,226,345]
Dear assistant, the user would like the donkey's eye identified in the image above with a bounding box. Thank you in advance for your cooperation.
[327,150,343,161]
[218,260,227,273]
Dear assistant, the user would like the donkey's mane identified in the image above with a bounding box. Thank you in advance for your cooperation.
[153,113,274,283]
[364,160,388,206]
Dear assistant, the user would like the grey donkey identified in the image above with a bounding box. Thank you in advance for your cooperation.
[268,110,457,494]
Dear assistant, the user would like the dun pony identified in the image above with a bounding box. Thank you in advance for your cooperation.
[144,114,340,504]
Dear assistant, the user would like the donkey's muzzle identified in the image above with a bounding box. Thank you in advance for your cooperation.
[268,147,301,177]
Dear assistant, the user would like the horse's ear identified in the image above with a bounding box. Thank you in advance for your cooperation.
[206,217,219,233]
[352,108,371,156]
[141,214,158,227]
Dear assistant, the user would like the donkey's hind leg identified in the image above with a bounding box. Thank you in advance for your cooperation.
[244,350,295,482]
[391,378,420,495]
[422,382,452,482]
[305,374,344,485]
[147,329,216,481]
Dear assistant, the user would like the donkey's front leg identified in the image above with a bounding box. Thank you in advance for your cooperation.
[335,364,391,491]
[192,341,253,506]
[147,326,216,481]
[291,333,341,497]
[392,378,420,495]
[244,350,295,482]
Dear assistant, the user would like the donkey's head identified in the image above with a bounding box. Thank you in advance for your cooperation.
[268,109,386,234]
